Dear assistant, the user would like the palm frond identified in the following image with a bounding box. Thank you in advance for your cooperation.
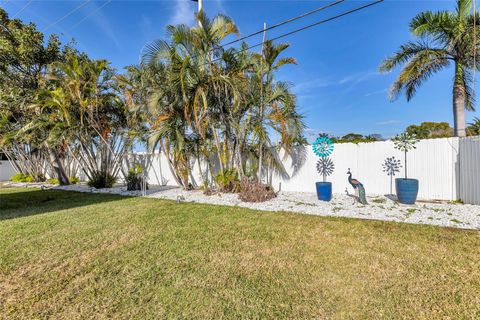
[390,47,450,100]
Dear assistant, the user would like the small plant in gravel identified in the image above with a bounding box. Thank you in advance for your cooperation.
[87,171,117,189]
[449,199,464,205]
[47,178,59,185]
[126,165,148,191]
[238,178,276,203]
[69,176,80,184]
[294,201,316,207]
[372,197,386,204]
[215,169,240,193]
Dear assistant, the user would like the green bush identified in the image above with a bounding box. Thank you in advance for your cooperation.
[69,176,80,184]
[125,165,148,191]
[11,173,46,183]
[10,173,42,182]
[11,173,29,182]
[215,169,240,193]
[47,178,59,185]
[87,171,117,189]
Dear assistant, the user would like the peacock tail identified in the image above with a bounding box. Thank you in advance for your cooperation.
[357,184,368,205]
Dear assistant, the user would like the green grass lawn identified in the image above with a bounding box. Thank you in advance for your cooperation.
[1,187,479,319]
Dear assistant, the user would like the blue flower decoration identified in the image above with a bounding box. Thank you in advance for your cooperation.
[312,136,334,158]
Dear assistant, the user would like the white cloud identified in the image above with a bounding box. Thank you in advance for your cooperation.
[338,71,379,85]
[364,88,388,97]
[294,70,380,94]
[170,0,195,26]
[376,120,401,126]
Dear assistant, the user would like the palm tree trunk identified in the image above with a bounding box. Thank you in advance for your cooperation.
[46,144,70,185]
[453,62,467,137]
[211,126,224,174]
[257,144,263,182]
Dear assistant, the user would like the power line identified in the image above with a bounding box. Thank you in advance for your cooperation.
[68,0,112,31]
[143,0,345,64]
[211,0,385,64]
[43,0,91,32]
[12,0,33,18]
[220,0,345,49]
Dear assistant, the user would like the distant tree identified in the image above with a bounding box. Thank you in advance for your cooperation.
[340,133,364,142]
[380,0,479,137]
[467,117,480,135]
[332,133,383,144]
[405,122,454,139]
[369,134,385,141]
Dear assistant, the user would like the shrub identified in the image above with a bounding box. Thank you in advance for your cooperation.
[87,171,117,189]
[125,166,147,191]
[47,178,59,185]
[215,169,240,193]
[238,178,276,203]
[10,173,42,182]
[11,173,29,182]
[69,176,80,184]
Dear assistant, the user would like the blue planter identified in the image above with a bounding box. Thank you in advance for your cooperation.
[316,182,332,202]
[395,178,419,204]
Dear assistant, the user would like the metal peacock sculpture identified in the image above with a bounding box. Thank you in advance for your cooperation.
[347,168,368,205]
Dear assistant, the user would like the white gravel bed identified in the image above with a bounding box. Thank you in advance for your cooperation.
[5,182,480,230]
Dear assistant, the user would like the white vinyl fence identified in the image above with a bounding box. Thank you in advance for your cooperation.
[0,160,16,181]
[1,137,479,203]
[459,136,480,205]
[269,138,461,201]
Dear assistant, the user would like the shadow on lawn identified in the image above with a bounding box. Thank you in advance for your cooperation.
[0,187,126,221]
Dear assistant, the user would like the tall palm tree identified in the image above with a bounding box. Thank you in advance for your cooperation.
[380,0,479,137]
[253,40,297,179]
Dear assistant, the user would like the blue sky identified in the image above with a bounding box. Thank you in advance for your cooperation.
[3,0,479,139]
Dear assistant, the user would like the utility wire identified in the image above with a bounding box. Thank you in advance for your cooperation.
[210,0,385,64]
[68,0,111,31]
[142,0,344,63]
[12,0,33,18]
[220,0,345,49]
[44,0,91,32]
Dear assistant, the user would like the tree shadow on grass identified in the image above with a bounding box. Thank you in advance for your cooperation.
[0,188,127,221]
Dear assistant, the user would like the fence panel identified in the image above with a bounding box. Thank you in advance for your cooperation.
[1,137,477,203]
[459,136,480,205]
[271,138,460,201]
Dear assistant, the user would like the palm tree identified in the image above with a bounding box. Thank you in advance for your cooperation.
[140,12,305,189]
[467,116,480,134]
[380,0,479,137]
[253,40,297,180]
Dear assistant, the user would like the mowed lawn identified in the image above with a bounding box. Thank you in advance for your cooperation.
[1,187,479,319]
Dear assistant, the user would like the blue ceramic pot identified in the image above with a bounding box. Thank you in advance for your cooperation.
[316,182,332,202]
[395,178,419,204]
